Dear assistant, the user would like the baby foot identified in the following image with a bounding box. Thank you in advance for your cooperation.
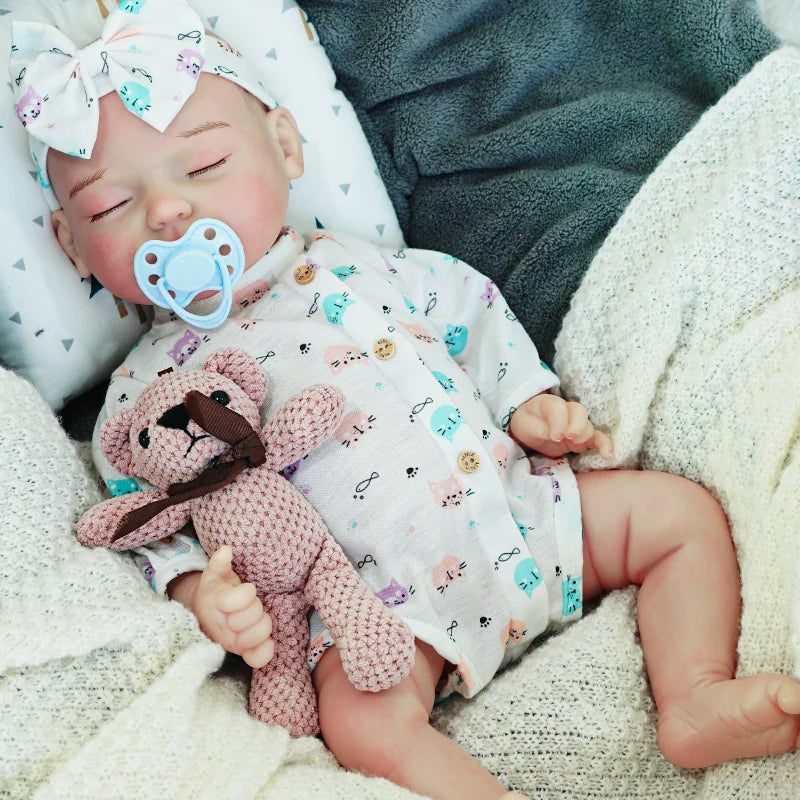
[657,673,800,768]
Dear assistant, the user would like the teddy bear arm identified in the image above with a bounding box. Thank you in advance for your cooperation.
[77,490,192,551]
[262,384,346,471]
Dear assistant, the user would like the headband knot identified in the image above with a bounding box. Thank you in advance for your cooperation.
[79,38,111,82]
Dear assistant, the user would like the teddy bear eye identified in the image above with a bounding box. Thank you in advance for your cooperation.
[138,428,150,448]
[210,390,230,406]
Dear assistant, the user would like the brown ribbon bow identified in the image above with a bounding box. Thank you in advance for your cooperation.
[113,390,266,541]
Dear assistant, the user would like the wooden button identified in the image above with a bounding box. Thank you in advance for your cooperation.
[457,450,480,473]
[293,264,315,284]
[372,337,396,360]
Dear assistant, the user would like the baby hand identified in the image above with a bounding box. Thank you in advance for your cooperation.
[193,545,275,668]
[509,394,614,459]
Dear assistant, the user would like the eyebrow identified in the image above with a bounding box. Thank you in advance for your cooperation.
[69,169,106,199]
[176,120,231,138]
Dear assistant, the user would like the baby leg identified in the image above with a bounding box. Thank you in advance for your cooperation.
[314,639,521,800]
[578,470,800,768]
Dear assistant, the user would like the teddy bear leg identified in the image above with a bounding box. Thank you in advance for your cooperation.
[305,535,416,693]
[248,591,319,737]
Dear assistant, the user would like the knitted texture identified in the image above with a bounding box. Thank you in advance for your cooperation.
[77,348,416,737]
[551,44,800,796]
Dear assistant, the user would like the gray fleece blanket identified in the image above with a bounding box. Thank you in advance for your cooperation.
[302,0,777,363]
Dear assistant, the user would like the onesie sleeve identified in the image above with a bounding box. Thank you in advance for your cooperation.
[372,242,559,431]
[91,382,209,595]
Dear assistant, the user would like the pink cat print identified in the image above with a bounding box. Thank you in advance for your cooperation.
[427,474,467,509]
[432,555,467,595]
[499,618,528,648]
[400,322,438,344]
[325,344,369,375]
[333,410,376,448]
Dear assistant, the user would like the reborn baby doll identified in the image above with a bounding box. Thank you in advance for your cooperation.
[76,347,415,736]
[11,2,800,798]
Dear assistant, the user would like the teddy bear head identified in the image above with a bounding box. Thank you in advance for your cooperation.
[101,348,268,489]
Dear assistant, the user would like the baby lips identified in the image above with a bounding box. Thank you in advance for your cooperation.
[134,218,245,329]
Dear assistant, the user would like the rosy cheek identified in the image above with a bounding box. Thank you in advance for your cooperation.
[226,175,288,266]
[79,232,147,302]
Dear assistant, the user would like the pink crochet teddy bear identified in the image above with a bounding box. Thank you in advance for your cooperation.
[76,347,416,736]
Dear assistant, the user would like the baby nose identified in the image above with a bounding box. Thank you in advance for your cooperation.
[146,193,193,234]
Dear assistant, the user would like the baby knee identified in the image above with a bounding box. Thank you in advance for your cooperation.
[319,691,429,778]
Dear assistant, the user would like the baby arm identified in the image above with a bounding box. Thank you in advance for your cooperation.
[509,393,614,459]
[169,546,274,669]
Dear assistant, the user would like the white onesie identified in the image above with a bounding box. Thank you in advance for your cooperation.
[93,227,583,698]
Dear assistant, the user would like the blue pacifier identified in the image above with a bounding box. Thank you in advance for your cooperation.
[134,218,245,329]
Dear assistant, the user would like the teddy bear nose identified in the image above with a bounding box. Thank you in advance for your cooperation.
[157,402,191,431]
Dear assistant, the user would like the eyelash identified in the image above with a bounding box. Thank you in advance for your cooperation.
[89,157,230,222]
[188,156,229,178]
[90,201,128,223]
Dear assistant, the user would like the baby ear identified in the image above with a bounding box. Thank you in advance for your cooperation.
[203,348,268,406]
[51,209,91,278]
[266,106,304,180]
[99,407,136,475]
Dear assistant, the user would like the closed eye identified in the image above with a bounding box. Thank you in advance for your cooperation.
[189,156,229,178]
[90,199,130,222]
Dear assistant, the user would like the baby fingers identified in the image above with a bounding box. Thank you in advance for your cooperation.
[563,402,591,443]
[234,615,274,652]
[227,600,272,636]
[589,430,615,460]
[241,637,275,669]
[217,581,257,614]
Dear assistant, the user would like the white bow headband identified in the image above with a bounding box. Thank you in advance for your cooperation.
[9,0,277,210]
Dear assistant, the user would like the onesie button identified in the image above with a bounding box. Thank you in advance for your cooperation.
[372,337,396,360]
[457,450,481,473]
[293,263,315,284]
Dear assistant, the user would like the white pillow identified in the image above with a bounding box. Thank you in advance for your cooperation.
[0,0,403,411]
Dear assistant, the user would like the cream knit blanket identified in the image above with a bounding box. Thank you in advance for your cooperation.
[1,46,799,800]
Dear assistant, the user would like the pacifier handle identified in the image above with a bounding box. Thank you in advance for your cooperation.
[153,263,234,329]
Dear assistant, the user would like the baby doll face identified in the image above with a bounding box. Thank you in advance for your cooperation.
[48,74,304,304]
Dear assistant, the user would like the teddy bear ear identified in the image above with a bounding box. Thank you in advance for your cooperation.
[202,347,268,406]
[99,407,136,475]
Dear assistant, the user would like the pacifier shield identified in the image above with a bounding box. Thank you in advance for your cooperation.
[134,218,245,329]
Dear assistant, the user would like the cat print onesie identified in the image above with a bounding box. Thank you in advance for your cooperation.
[93,227,584,697]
